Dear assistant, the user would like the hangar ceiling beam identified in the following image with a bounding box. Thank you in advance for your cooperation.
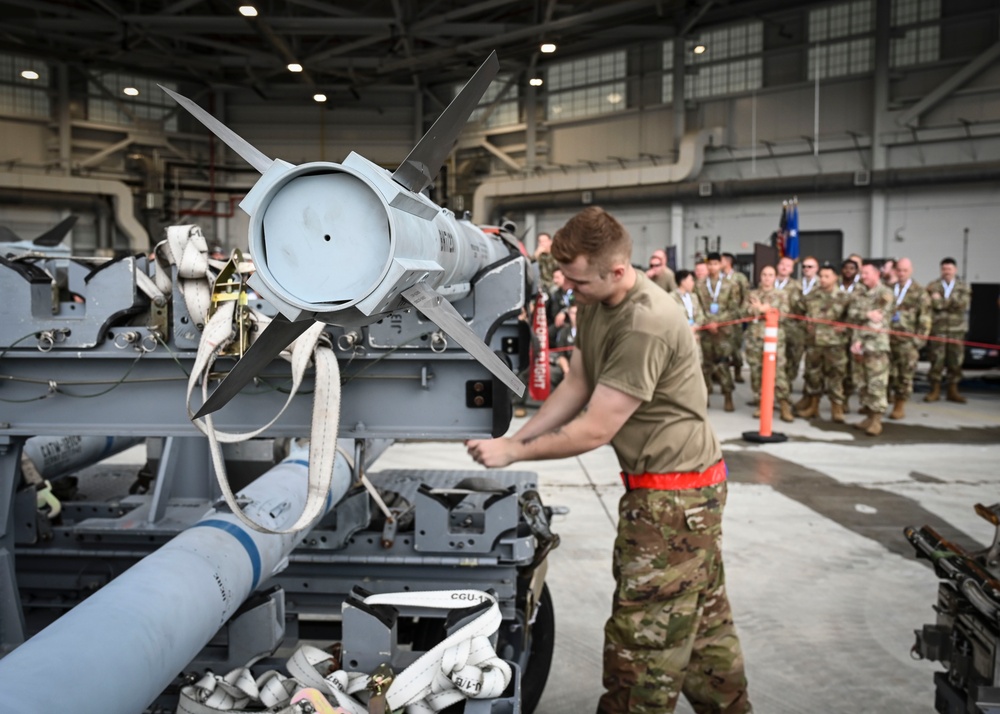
[479,140,521,172]
[159,0,205,16]
[375,0,664,76]
[895,41,1000,128]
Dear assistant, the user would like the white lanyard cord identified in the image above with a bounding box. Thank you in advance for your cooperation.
[894,279,911,306]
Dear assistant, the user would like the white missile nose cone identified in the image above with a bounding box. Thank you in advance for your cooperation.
[261,172,391,305]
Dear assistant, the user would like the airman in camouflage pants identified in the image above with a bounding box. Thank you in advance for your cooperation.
[743,267,792,421]
[601,482,751,714]
[887,259,931,419]
[798,266,852,421]
[847,263,895,436]
[925,258,972,403]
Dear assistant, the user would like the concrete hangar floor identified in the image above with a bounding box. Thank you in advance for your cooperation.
[376,367,1000,714]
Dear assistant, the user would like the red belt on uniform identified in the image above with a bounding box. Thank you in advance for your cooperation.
[620,459,727,491]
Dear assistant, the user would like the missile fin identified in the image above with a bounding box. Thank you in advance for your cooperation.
[33,215,78,247]
[402,282,525,397]
[194,314,314,418]
[392,51,499,194]
[159,85,273,174]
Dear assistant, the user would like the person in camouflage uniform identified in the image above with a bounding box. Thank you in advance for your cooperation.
[797,265,852,422]
[839,258,864,411]
[773,256,805,393]
[847,261,895,436]
[672,269,706,366]
[743,265,794,422]
[722,253,748,384]
[887,258,932,419]
[696,252,742,412]
[533,232,557,292]
[648,249,678,292]
[466,207,752,714]
[791,257,821,410]
[924,257,972,404]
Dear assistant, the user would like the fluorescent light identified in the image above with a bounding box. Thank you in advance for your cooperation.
[693,44,707,54]
[540,43,556,54]
[123,87,139,96]
[313,93,327,102]
[287,63,303,72]
[20,70,39,80]
[239,5,257,17]
[529,77,543,87]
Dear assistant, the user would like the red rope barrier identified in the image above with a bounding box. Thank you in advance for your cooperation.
[546,312,999,352]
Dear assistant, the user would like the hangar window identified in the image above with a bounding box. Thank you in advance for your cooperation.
[808,0,875,80]
[662,40,674,105]
[890,0,940,67]
[87,72,178,131]
[546,51,626,121]
[682,20,763,100]
[459,73,519,129]
[0,54,50,119]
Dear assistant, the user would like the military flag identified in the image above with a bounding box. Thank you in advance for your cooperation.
[786,198,800,260]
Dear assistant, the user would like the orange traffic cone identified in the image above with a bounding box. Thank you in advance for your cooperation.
[743,308,788,444]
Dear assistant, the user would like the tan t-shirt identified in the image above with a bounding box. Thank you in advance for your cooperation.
[576,272,722,475]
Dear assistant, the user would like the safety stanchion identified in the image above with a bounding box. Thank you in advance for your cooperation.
[743,307,788,444]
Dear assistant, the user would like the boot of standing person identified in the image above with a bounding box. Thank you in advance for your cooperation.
[889,398,906,420]
[924,382,941,402]
[796,395,819,419]
[947,383,967,404]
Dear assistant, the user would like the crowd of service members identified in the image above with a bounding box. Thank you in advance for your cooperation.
[531,235,973,437]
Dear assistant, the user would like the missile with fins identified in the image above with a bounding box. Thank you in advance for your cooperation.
[160,51,525,418]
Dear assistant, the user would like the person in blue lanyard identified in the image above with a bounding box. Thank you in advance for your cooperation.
[694,253,739,412]
[672,269,706,365]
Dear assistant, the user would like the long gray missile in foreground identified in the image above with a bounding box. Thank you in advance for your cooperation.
[160,51,526,419]
[0,446,352,714]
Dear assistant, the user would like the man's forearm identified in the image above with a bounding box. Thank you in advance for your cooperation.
[512,411,608,462]
[513,376,589,444]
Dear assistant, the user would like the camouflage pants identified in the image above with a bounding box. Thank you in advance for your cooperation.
[785,334,805,387]
[855,350,890,414]
[600,481,751,714]
[927,333,965,386]
[889,339,921,400]
[701,328,735,395]
[803,345,848,404]
[843,345,857,398]
[729,325,744,370]
[745,334,789,401]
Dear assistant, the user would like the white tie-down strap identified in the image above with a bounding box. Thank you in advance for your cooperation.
[283,590,511,714]
[285,645,370,714]
[177,590,510,714]
[177,668,299,714]
[373,590,510,714]
[153,224,214,326]
[186,303,342,535]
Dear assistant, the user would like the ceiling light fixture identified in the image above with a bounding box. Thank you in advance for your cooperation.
[693,44,707,54]
[540,43,556,54]
[20,70,39,80]
[529,77,543,87]
[313,93,327,102]
[287,63,303,72]
[239,5,258,17]
[123,87,139,96]
[607,92,623,104]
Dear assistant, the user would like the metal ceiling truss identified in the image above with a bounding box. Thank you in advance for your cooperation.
[0,0,801,99]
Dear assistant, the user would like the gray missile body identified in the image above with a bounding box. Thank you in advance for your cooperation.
[0,446,351,714]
